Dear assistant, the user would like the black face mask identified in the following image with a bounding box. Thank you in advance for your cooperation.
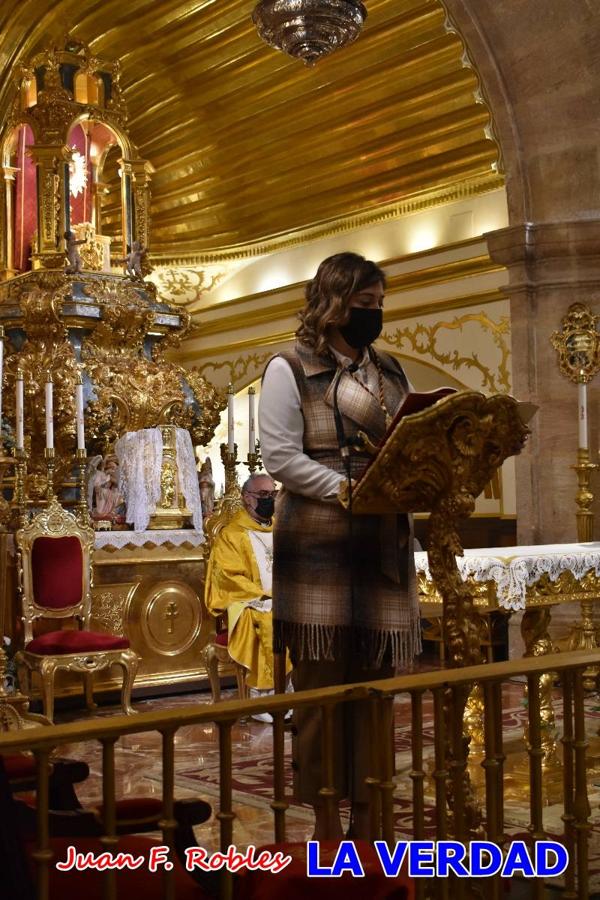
[255,497,275,520]
[338,307,383,349]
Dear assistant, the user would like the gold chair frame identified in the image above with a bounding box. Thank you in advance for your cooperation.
[14,499,139,723]
[202,492,248,702]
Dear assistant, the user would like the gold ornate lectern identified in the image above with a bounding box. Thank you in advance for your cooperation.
[340,390,531,829]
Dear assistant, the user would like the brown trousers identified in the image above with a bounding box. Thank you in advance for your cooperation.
[291,649,394,805]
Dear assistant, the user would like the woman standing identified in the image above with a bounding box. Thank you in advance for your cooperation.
[259,252,421,839]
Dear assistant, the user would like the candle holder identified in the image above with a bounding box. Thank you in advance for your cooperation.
[75,448,89,524]
[571,446,598,542]
[12,447,28,528]
[220,443,240,496]
[567,446,600,688]
[246,440,263,475]
[44,447,56,502]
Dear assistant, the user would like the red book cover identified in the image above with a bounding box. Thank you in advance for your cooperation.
[392,386,458,424]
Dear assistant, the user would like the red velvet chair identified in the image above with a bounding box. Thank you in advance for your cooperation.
[0,756,215,900]
[14,499,139,722]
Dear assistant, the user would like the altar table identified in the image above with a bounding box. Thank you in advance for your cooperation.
[415,542,600,759]
[415,542,600,613]
[89,529,210,695]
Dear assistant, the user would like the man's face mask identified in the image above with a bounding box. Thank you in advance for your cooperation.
[255,496,275,520]
[339,307,383,349]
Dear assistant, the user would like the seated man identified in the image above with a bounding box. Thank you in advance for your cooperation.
[205,473,291,721]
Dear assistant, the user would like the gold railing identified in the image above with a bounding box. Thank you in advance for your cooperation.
[0,649,599,900]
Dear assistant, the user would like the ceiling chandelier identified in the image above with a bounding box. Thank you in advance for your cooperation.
[252,0,368,66]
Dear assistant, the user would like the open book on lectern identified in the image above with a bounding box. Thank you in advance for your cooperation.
[339,388,537,515]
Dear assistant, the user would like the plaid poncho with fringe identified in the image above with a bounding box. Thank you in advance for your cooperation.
[266,342,422,671]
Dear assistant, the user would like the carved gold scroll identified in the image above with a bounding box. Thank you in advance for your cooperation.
[340,390,531,834]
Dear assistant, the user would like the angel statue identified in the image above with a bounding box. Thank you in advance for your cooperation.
[198,456,215,519]
[117,240,147,279]
[87,454,126,526]
[64,230,87,274]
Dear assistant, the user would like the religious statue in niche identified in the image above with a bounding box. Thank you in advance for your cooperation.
[64,230,87,274]
[117,240,147,279]
[87,454,126,527]
[197,456,215,519]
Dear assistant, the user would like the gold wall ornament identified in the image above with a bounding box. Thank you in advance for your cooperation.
[550,302,600,384]
[252,0,367,65]
[150,267,227,307]
[384,311,512,395]
[189,352,275,390]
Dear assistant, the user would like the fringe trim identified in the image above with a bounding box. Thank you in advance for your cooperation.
[274,619,422,670]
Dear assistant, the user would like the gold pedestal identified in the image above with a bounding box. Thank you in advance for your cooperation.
[148,425,192,530]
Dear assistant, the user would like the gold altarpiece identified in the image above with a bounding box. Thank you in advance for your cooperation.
[0,38,227,702]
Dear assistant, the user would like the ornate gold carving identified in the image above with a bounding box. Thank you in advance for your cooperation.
[521,608,560,768]
[551,302,600,384]
[78,279,225,448]
[384,311,511,394]
[72,222,110,271]
[3,282,79,494]
[151,267,227,307]
[139,581,201,656]
[92,588,129,635]
[190,352,274,388]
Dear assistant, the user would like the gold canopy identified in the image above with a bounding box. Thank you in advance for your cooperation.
[0,0,501,261]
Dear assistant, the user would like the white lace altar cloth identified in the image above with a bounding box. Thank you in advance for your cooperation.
[414,543,600,611]
[115,427,203,532]
[94,529,204,550]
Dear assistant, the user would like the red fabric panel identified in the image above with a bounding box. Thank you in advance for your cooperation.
[31,536,83,610]
[67,123,93,226]
[2,755,35,780]
[13,124,36,272]
[215,630,229,646]
[25,836,212,900]
[26,630,129,655]
[235,841,414,900]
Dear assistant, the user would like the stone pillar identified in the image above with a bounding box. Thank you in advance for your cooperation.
[29,145,72,270]
[487,221,600,545]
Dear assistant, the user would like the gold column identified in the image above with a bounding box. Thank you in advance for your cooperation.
[118,158,134,257]
[29,145,71,270]
[1,166,19,280]
[129,158,153,251]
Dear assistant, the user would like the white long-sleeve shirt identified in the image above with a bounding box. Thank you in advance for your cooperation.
[259,347,379,501]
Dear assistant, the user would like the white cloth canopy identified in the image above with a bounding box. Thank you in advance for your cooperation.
[115,427,203,533]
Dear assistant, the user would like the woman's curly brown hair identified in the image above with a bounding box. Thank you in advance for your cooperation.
[296,252,386,356]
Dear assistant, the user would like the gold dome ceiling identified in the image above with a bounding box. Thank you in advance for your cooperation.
[0,0,501,261]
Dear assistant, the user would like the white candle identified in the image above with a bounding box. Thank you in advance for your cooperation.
[75,372,85,451]
[15,368,23,451]
[227,383,235,453]
[45,372,54,450]
[578,375,588,449]
[248,386,256,452]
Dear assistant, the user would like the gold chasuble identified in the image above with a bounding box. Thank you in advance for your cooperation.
[205,508,290,689]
